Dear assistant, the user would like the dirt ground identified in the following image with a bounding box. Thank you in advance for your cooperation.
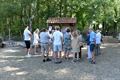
[0,43,120,80]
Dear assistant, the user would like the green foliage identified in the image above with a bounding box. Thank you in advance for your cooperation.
[0,0,120,40]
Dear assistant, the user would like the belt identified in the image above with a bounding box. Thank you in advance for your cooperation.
[40,42,48,44]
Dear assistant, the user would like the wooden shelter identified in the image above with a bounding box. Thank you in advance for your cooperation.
[47,17,77,29]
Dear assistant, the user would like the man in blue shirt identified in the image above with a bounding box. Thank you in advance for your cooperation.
[40,28,51,62]
[89,28,96,64]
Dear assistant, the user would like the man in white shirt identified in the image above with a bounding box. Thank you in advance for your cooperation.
[53,26,63,64]
[23,26,32,57]
[95,30,102,56]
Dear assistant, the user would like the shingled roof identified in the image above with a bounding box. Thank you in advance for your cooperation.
[47,17,76,24]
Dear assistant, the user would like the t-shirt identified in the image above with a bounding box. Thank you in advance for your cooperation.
[96,32,101,44]
[40,32,50,43]
[53,31,63,45]
[89,31,96,44]
[63,32,71,45]
[23,29,31,41]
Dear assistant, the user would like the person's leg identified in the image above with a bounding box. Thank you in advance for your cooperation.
[43,45,47,62]
[64,45,70,59]
[34,45,37,54]
[63,50,67,59]
[79,46,82,59]
[77,52,80,60]
[59,51,62,62]
[75,47,81,59]
[48,43,51,56]
[58,45,62,62]
[25,41,28,54]
[92,51,95,61]
[41,44,46,62]
[90,44,95,64]
[45,44,49,58]
[25,41,31,57]
[95,44,99,56]
[49,43,53,56]
[53,45,59,63]
[54,51,58,62]
[98,44,101,55]
[72,52,75,62]
[45,44,51,61]
[75,52,77,58]
[66,51,70,59]
[87,45,92,59]
[27,48,31,55]
[72,52,77,62]
[87,45,92,62]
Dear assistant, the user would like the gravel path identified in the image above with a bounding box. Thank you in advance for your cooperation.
[0,43,120,80]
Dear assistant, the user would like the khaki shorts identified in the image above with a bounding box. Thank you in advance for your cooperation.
[41,43,49,54]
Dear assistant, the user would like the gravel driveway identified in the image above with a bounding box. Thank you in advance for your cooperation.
[0,43,120,80]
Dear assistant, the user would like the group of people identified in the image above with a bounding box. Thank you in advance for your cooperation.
[23,26,102,64]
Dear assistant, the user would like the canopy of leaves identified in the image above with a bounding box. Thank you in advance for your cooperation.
[0,0,120,40]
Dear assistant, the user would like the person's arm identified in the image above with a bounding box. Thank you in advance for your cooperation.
[94,33,96,44]
[61,33,63,45]
[36,34,39,41]
[78,36,83,47]
[101,34,104,43]
[28,30,32,37]
[52,33,55,43]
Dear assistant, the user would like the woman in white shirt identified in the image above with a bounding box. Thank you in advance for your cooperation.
[33,28,39,54]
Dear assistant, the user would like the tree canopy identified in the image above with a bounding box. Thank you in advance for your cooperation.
[0,0,120,40]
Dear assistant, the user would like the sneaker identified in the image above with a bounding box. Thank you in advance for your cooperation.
[58,60,62,63]
[43,59,46,62]
[46,58,52,61]
[77,58,81,62]
[72,59,77,63]
[25,54,32,57]
[91,61,96,64]
[34,52,38,54]
[88,58,92,63]
[54,61,62,64]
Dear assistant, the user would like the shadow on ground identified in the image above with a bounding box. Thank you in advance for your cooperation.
[0,43,120,80]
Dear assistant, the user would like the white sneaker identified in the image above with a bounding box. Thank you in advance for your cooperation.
[34,52,38,54]
[25,54,32,57]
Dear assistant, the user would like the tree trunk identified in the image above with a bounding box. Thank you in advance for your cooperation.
[59,0,63,17]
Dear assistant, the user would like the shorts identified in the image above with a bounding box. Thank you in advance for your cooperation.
[41,43,49,54]
[25,40,31,49]
[90,44,95,52]
[63,44,71,52]
[71,48,80,53]
[53,44,62,52]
